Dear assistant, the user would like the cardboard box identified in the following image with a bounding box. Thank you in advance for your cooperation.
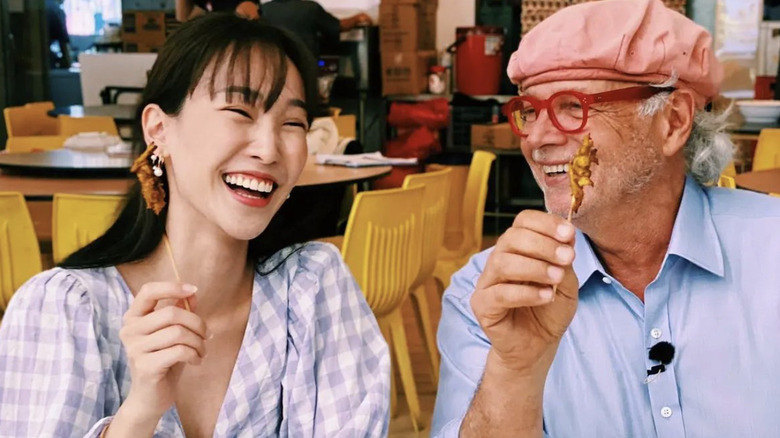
[122,10,180,45]
[332,114,357,139]
[379,2,437,52]
[381,51,437,95]
[122,0,175,10]
[123,40,164,53]
[470,123,522,151]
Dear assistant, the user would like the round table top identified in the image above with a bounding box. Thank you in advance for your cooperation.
[734,169,780,194]
[0,154,391,200]
[0,149,133,176]
[729,121,780,135]
[48,104,137,122]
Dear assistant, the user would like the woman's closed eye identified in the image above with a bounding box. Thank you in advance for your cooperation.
[223,107,253,119]
[283,120,308,130]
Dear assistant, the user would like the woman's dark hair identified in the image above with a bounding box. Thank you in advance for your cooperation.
[60,13,320,269]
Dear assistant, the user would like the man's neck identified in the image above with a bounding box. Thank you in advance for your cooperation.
[577,177,686,301]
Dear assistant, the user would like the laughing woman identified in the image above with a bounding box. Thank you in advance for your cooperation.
[0,14,389,438]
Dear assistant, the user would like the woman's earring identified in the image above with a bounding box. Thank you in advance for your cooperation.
[151,152,164,177]
[130,142,168,215]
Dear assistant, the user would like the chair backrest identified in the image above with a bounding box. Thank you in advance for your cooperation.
[341,186,425,317]
[754,128,780,171]
[5,135,68,153]
[100,86,143,104]
[52,193,125,264]
[717,174,736,189]
[58,115,119,137]
[402,167,452,288]
[461,150,496,256]
[3,102,59,137]
[0,192,42,312]
[722,161,737,178]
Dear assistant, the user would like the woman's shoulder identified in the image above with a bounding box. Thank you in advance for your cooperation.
[7,266,129,321]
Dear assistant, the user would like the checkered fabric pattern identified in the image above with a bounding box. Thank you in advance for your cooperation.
[0,242,390,437]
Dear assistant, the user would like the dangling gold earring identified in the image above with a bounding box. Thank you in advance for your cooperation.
[131,142,168,215]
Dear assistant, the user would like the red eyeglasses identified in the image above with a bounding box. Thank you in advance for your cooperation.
[503,86,673,137]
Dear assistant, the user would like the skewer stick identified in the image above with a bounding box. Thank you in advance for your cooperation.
[163,234,191,312]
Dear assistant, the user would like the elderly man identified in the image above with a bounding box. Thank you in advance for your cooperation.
[432,0,780,437]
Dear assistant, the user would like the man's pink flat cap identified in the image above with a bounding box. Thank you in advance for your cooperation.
[507,0,723,107]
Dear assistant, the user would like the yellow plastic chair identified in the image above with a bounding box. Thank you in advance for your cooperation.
[401,167,452,387]
[3,101,59,137]
[426,163,469,251]
[722,161,737,178]
[58,115,119,137]
[52,194,124,264]
[754,128,780,171]
[0,192,42,316]
[5,135,68,153]
[340,185,425,431]
[717,174,736,189]
[432,150,496,290]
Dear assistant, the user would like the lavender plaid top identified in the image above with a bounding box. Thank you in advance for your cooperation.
[0,242,390,437]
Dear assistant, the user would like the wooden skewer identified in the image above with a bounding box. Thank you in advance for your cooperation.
[163,234,191,312]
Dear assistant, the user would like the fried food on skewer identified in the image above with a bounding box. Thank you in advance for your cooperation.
[568,134,599,221]
[551,134,598,298]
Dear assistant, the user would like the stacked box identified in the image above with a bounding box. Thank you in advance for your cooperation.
[122,10,180,53]
[379,0,438,95]
[122,0,175,10]
[381,51,438,95]
[471,123,522,151]
[379,0,437,52]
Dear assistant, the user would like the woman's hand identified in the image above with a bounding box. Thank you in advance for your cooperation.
[111,282,208,432]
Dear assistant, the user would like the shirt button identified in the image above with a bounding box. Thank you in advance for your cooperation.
[661,407,673,418]
[601,276,612,284]
[651,328,662,339]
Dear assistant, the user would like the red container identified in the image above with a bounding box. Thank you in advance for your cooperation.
[454,26,505,96]
[755,75,776,100]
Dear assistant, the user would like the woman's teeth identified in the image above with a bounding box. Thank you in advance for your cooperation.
[542,163,570,175]
[223,174,274,193]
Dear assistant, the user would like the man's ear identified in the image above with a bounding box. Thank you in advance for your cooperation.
[659,89,695,157]
[141,104,171,156]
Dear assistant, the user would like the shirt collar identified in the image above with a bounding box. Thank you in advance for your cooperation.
[572,176,724,285]
[666,176,724,276]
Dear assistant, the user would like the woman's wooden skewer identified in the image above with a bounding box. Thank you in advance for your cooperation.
[163,234,191,312]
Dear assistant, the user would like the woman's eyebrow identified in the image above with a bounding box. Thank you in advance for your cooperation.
[220,86,262,103]
[289,98,306,109]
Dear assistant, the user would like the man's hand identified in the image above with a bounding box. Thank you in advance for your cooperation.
[235,1,260,20]
[471,210,579,377]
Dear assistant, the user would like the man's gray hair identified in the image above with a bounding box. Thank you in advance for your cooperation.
[637,74,735,185]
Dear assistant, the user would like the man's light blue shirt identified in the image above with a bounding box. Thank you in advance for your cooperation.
[432,177,780,437]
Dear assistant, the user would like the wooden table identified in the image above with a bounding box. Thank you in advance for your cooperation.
[0,152,390,199]
[48,104,138,123]
[0,154,390,241]
[0,149,132,178]
[729,121,780,142]
[734,169,780,194]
